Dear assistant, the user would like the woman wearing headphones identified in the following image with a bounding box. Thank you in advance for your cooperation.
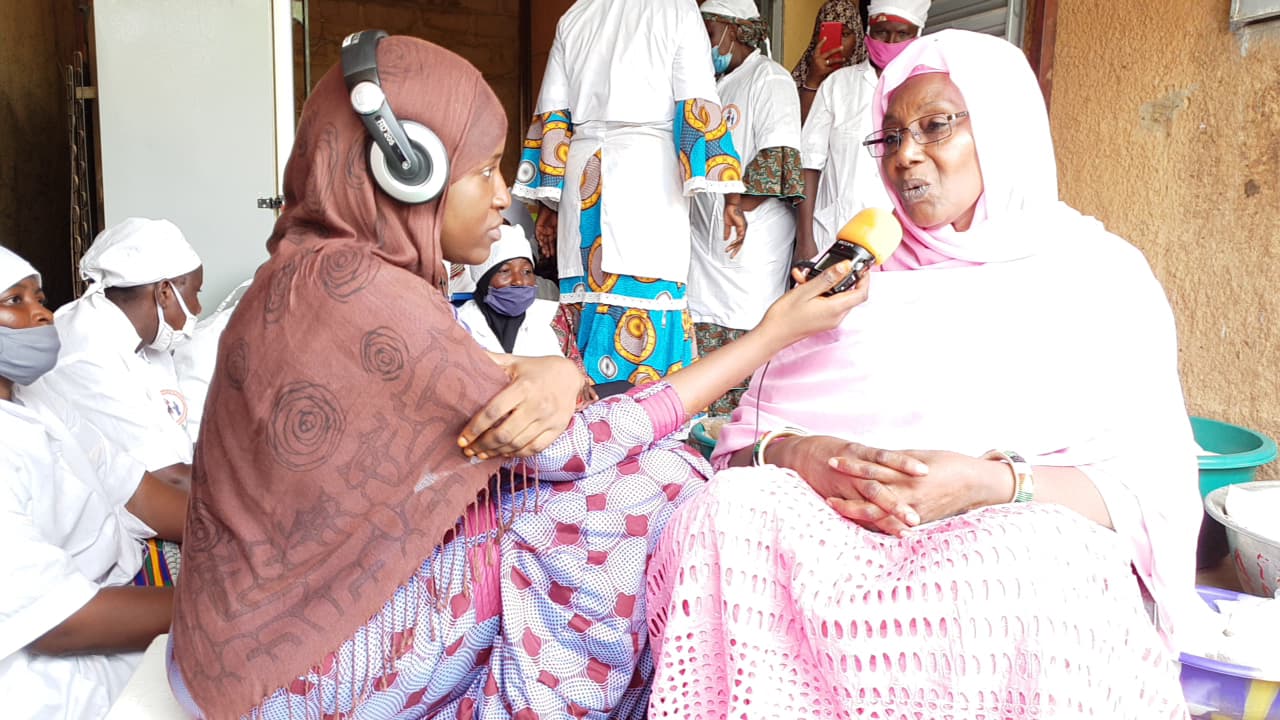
[167,34,872,720]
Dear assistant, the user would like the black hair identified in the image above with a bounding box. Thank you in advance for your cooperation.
[104,283,156,304]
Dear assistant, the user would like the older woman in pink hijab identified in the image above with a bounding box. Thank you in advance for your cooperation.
[647,30,1199,718]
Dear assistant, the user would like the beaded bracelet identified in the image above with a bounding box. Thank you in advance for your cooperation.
[982,449,1035,503]
[753,427,809,467]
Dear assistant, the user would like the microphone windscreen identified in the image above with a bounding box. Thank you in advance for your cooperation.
[835,208,903,265]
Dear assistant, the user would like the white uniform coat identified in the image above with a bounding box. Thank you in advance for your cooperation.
[689,50,802,330]
[801,61,893,256]
[530,0,727,288]
[0,400,153,720]
[457,298,566,358]
[18,292,194,470]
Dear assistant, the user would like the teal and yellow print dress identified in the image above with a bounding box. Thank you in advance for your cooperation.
[513,101,744,387]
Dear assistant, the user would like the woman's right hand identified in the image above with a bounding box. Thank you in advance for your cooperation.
[805,41,845,87]
[459,354,582,459]
[770,434,927,536]
[661,261,866,418]
[756,261,867,347]
[534,206,558,259]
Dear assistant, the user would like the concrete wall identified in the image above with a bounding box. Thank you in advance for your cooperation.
[1050,0,1280,474]
[0,3,75,305]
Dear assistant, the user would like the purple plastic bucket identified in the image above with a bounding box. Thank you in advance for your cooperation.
[1180,586,1280,719]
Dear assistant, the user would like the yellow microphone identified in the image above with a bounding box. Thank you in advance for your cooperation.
[808,207,903,295]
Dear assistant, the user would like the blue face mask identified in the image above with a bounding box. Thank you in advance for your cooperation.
[711,28,734,75]
[483,285,537,317]
[0,324,61,386]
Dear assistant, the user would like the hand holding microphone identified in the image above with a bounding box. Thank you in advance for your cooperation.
[761,209,899,346]
[794,207,903,295]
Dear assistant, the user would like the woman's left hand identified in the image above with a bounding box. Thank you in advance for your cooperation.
[825,449,1008,533]
[459,354,582,458]
[576,378,599,410]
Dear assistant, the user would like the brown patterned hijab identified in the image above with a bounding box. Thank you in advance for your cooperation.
[791,0,869,86]
[171,37,511,717]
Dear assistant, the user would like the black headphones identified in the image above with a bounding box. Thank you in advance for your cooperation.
[341,29,449,204]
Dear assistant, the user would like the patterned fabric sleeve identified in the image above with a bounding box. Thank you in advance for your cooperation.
[551,303,588,377]
[512,109,573,206]
[673,99,747,196]
[510,383,687,482]
[743,146,805,201]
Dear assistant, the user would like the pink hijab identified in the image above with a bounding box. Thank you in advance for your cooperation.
[870,30,1061,270]
[716,30,1202,649]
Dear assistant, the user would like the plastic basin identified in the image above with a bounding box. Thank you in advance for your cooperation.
[1180,586,1280,719]
[1204,482,1280,598]
[1193,417,1278,570]
[688,420,717,461]
[1193,416,1278,497]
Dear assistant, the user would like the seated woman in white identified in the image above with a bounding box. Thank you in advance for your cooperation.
[17,218,203,490]
[172,279,252,440]
[459,226,615,404]
[457,225,586,369]
[0,246,186,720]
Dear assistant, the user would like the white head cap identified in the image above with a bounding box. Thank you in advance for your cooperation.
[0,246,39,292]
[80,218,202,294]
[868,0,931,30]
[469,225,534,286]
[700,0,761,20]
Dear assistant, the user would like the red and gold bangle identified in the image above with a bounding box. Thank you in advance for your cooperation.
[982,449,1036,503]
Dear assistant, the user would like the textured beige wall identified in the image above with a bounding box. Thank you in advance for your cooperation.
[784,0,826,70]
[1050,0,1280,477]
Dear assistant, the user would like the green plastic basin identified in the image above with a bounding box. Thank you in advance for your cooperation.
[1192,416,1278,497]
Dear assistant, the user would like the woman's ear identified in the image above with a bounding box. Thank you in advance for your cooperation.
[154,280,174,308]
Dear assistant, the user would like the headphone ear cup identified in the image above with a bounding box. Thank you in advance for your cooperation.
[367,121,450,204]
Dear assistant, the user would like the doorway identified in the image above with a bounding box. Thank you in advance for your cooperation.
[293,0,530,181]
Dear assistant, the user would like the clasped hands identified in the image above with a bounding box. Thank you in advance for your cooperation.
[766,435,1008,536]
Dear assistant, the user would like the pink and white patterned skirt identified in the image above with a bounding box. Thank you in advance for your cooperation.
[647,467,1189,719]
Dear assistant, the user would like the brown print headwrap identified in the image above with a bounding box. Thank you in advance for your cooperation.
[702,13,771,50]
[171,37,513,717]
[791,0,868,86]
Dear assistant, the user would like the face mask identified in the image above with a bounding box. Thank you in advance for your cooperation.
[711,27,734,75]
[0,324,61,386]
[149,281,198,352]
[866,36,915,70]
[483,285,537,317]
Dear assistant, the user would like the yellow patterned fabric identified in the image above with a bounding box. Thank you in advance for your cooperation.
[674,99,744,194]
[513,109,573,202]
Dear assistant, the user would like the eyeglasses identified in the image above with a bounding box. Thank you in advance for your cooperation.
[862,111,970,158]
